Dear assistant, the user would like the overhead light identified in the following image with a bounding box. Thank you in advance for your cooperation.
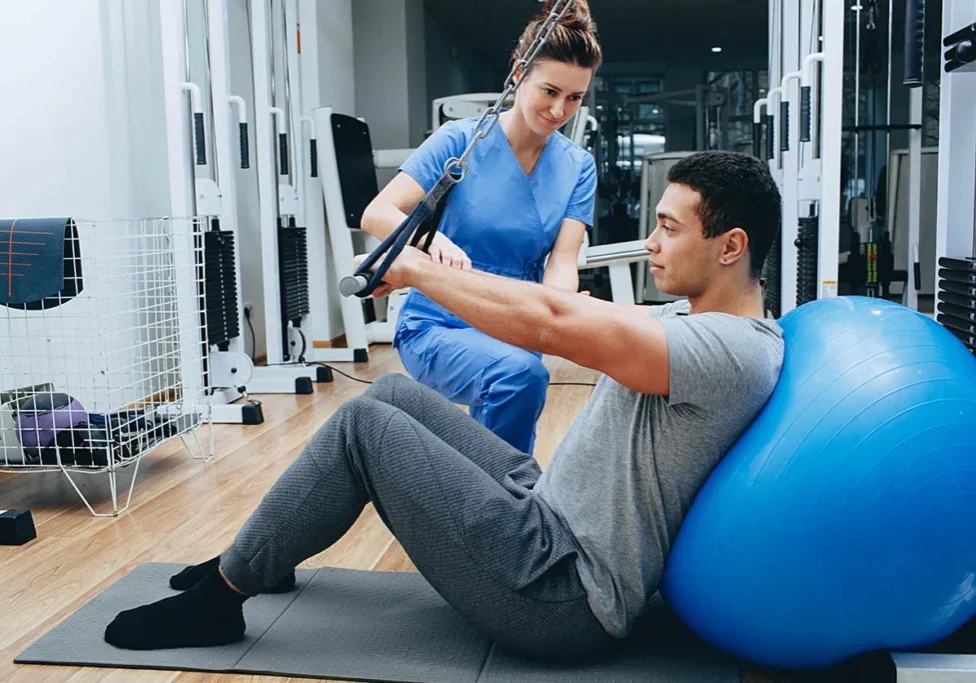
[851,3,863,9]
[711,46,723,53]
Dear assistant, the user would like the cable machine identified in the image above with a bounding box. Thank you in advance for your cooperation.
[157,0,336,426]
[756,0,843,318]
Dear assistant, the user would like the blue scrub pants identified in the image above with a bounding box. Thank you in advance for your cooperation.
[396,325,550,454]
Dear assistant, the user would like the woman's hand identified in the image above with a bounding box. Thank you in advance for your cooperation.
[353,246,430,298]
[352,231,471,298]
[427,233,472,270]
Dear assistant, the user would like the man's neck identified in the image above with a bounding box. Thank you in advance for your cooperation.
[687,280,766,319]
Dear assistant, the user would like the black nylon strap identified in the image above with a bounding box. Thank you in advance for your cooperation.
[347,170,459,297]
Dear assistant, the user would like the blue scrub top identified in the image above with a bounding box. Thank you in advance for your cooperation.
[394,116,597,342]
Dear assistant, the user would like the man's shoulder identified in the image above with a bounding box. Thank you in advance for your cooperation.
[646,299,691,319]
[656,301,782,343]
[659,307,784,401]
[685,310,784,360]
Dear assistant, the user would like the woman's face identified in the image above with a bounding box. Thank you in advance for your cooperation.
[515,59,592,137]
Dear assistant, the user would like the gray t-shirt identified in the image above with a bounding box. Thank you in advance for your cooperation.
[535,300,784,638]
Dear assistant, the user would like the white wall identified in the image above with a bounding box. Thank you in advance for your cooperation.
[316,0,356,115]
[352,0,426,149]
[352,0,409,149]
[0,0,185,413]
[404,0,428,145]
[0,0,163,220]
[309,0,356,343]
[424,12,497,121]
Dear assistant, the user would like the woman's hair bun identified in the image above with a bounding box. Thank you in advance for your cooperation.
[512,0,602,71]
[540,0,595,33]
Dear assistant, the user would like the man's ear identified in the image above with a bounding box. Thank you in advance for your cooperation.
[720,227,749,266]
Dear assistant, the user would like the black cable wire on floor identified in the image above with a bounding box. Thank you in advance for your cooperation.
[306,361,375,384]
[295,326,308,362]
[259,325,597,389]
[312,362,595,388]
[244,306,256,361]
[261,360,595,388]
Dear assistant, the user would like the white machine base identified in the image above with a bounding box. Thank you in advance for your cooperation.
[247,364,329,394]
[211,402,264,425]
[309,347,370,364]
[892,653,976,682]
[209,387,263,425]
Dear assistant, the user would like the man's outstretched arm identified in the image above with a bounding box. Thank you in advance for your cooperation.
[395,248,672,396]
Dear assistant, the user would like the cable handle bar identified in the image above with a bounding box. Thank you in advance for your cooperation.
[339,167,460,297]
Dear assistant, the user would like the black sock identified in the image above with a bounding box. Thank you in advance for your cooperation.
[170,556,296,593]
[169,556,220,589]
[105,570,248,650]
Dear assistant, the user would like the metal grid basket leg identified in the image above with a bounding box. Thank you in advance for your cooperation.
[0,217,214,516]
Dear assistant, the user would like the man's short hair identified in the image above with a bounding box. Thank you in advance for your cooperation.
[667,151,782,280]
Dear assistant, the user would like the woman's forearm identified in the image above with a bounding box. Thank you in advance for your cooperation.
[542,260,580,292]
[361,200,408,240]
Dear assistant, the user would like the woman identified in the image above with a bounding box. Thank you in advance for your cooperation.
[361,0,602,454]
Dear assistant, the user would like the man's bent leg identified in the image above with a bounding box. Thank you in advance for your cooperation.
[179,372,544,596]
[170,371,540,595]
[105,395,609,659]
[363,373,540,487]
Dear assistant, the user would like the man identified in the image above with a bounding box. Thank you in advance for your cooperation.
[105,151,785,661]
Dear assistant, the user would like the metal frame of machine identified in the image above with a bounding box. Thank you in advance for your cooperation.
[158,0,342,426]
[757,0,844,318]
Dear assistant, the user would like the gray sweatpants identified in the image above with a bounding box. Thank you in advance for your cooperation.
[220,373,613,660]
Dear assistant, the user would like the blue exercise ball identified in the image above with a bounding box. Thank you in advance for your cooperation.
[661,296,976,670]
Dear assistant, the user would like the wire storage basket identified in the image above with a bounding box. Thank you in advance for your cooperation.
[0,216,214,516]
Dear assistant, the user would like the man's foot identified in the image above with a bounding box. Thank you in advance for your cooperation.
[105,570,247,650]
[170,556,296,593]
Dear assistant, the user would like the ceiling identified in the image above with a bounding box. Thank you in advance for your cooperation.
[423,0,769,67]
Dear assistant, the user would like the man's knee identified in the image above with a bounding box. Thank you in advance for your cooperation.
[366,372,419,403]
[332,394,388,433]
[374,372,415,390]
[327,395,402,457]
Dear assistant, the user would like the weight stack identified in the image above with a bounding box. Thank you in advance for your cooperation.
[277,226,310,324]
[937,256,976,354]
[765,229,782,318]
[204,230,241,349]
[794,216,819,306]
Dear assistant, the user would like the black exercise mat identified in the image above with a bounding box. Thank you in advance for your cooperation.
[15,563,740,683]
